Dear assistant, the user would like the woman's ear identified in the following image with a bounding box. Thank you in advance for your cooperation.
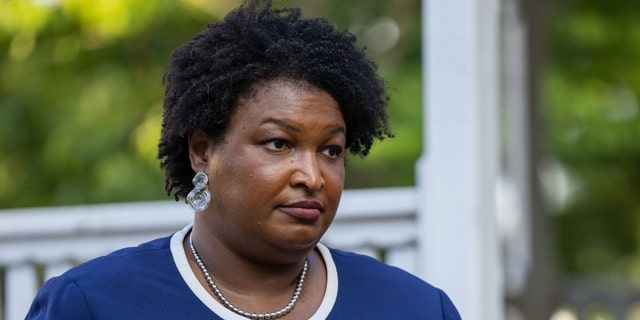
[188,130,211,173]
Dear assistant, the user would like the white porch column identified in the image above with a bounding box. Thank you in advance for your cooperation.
[417,0,503,319]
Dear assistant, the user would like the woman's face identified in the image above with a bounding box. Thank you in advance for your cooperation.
[195,80,346,263]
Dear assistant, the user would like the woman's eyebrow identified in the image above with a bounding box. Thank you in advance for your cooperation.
[329,126,346,135]
[261,118,300,132]
[260,118,345,135]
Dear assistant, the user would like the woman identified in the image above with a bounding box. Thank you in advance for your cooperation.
[27,1,461,319]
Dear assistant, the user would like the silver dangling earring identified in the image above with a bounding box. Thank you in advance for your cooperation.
[187,172,211,211]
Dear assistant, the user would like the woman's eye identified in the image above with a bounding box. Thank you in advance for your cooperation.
[265,139,287,150]
[322,146,343,158]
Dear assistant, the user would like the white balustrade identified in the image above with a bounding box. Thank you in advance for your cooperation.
[0,187,417,320]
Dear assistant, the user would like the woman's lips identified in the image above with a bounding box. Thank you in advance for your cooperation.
[278,200,323,221]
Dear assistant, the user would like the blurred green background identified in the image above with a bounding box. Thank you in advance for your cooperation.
[544,0,640,280]
[0,0,422,208]
[1,0,640,285]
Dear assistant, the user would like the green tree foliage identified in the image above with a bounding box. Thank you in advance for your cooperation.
[544,0,640,278]
[0,0,423,208]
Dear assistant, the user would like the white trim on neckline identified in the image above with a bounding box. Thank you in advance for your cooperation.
[170,224,338,319]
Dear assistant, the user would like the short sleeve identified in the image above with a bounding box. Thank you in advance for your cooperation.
[26,275,93,319]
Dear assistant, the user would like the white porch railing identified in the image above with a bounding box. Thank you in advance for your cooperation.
[0,187,418,320]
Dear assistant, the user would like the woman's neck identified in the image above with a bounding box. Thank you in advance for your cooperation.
[184,221,327,318]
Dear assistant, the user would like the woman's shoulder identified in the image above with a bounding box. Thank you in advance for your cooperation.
[63,235,174,279]
[26,235,196,319]
[326,247,461,319]
[328,247,428,286]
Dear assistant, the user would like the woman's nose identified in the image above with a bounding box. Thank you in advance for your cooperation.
[289,151,324,192]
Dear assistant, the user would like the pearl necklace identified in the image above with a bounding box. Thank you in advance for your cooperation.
[188,234,308,319]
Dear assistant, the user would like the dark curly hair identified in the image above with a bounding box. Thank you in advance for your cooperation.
[158,0,393,201]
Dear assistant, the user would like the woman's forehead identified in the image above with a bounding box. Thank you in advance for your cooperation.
[241,78,322,99]
[237,81,340,117]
